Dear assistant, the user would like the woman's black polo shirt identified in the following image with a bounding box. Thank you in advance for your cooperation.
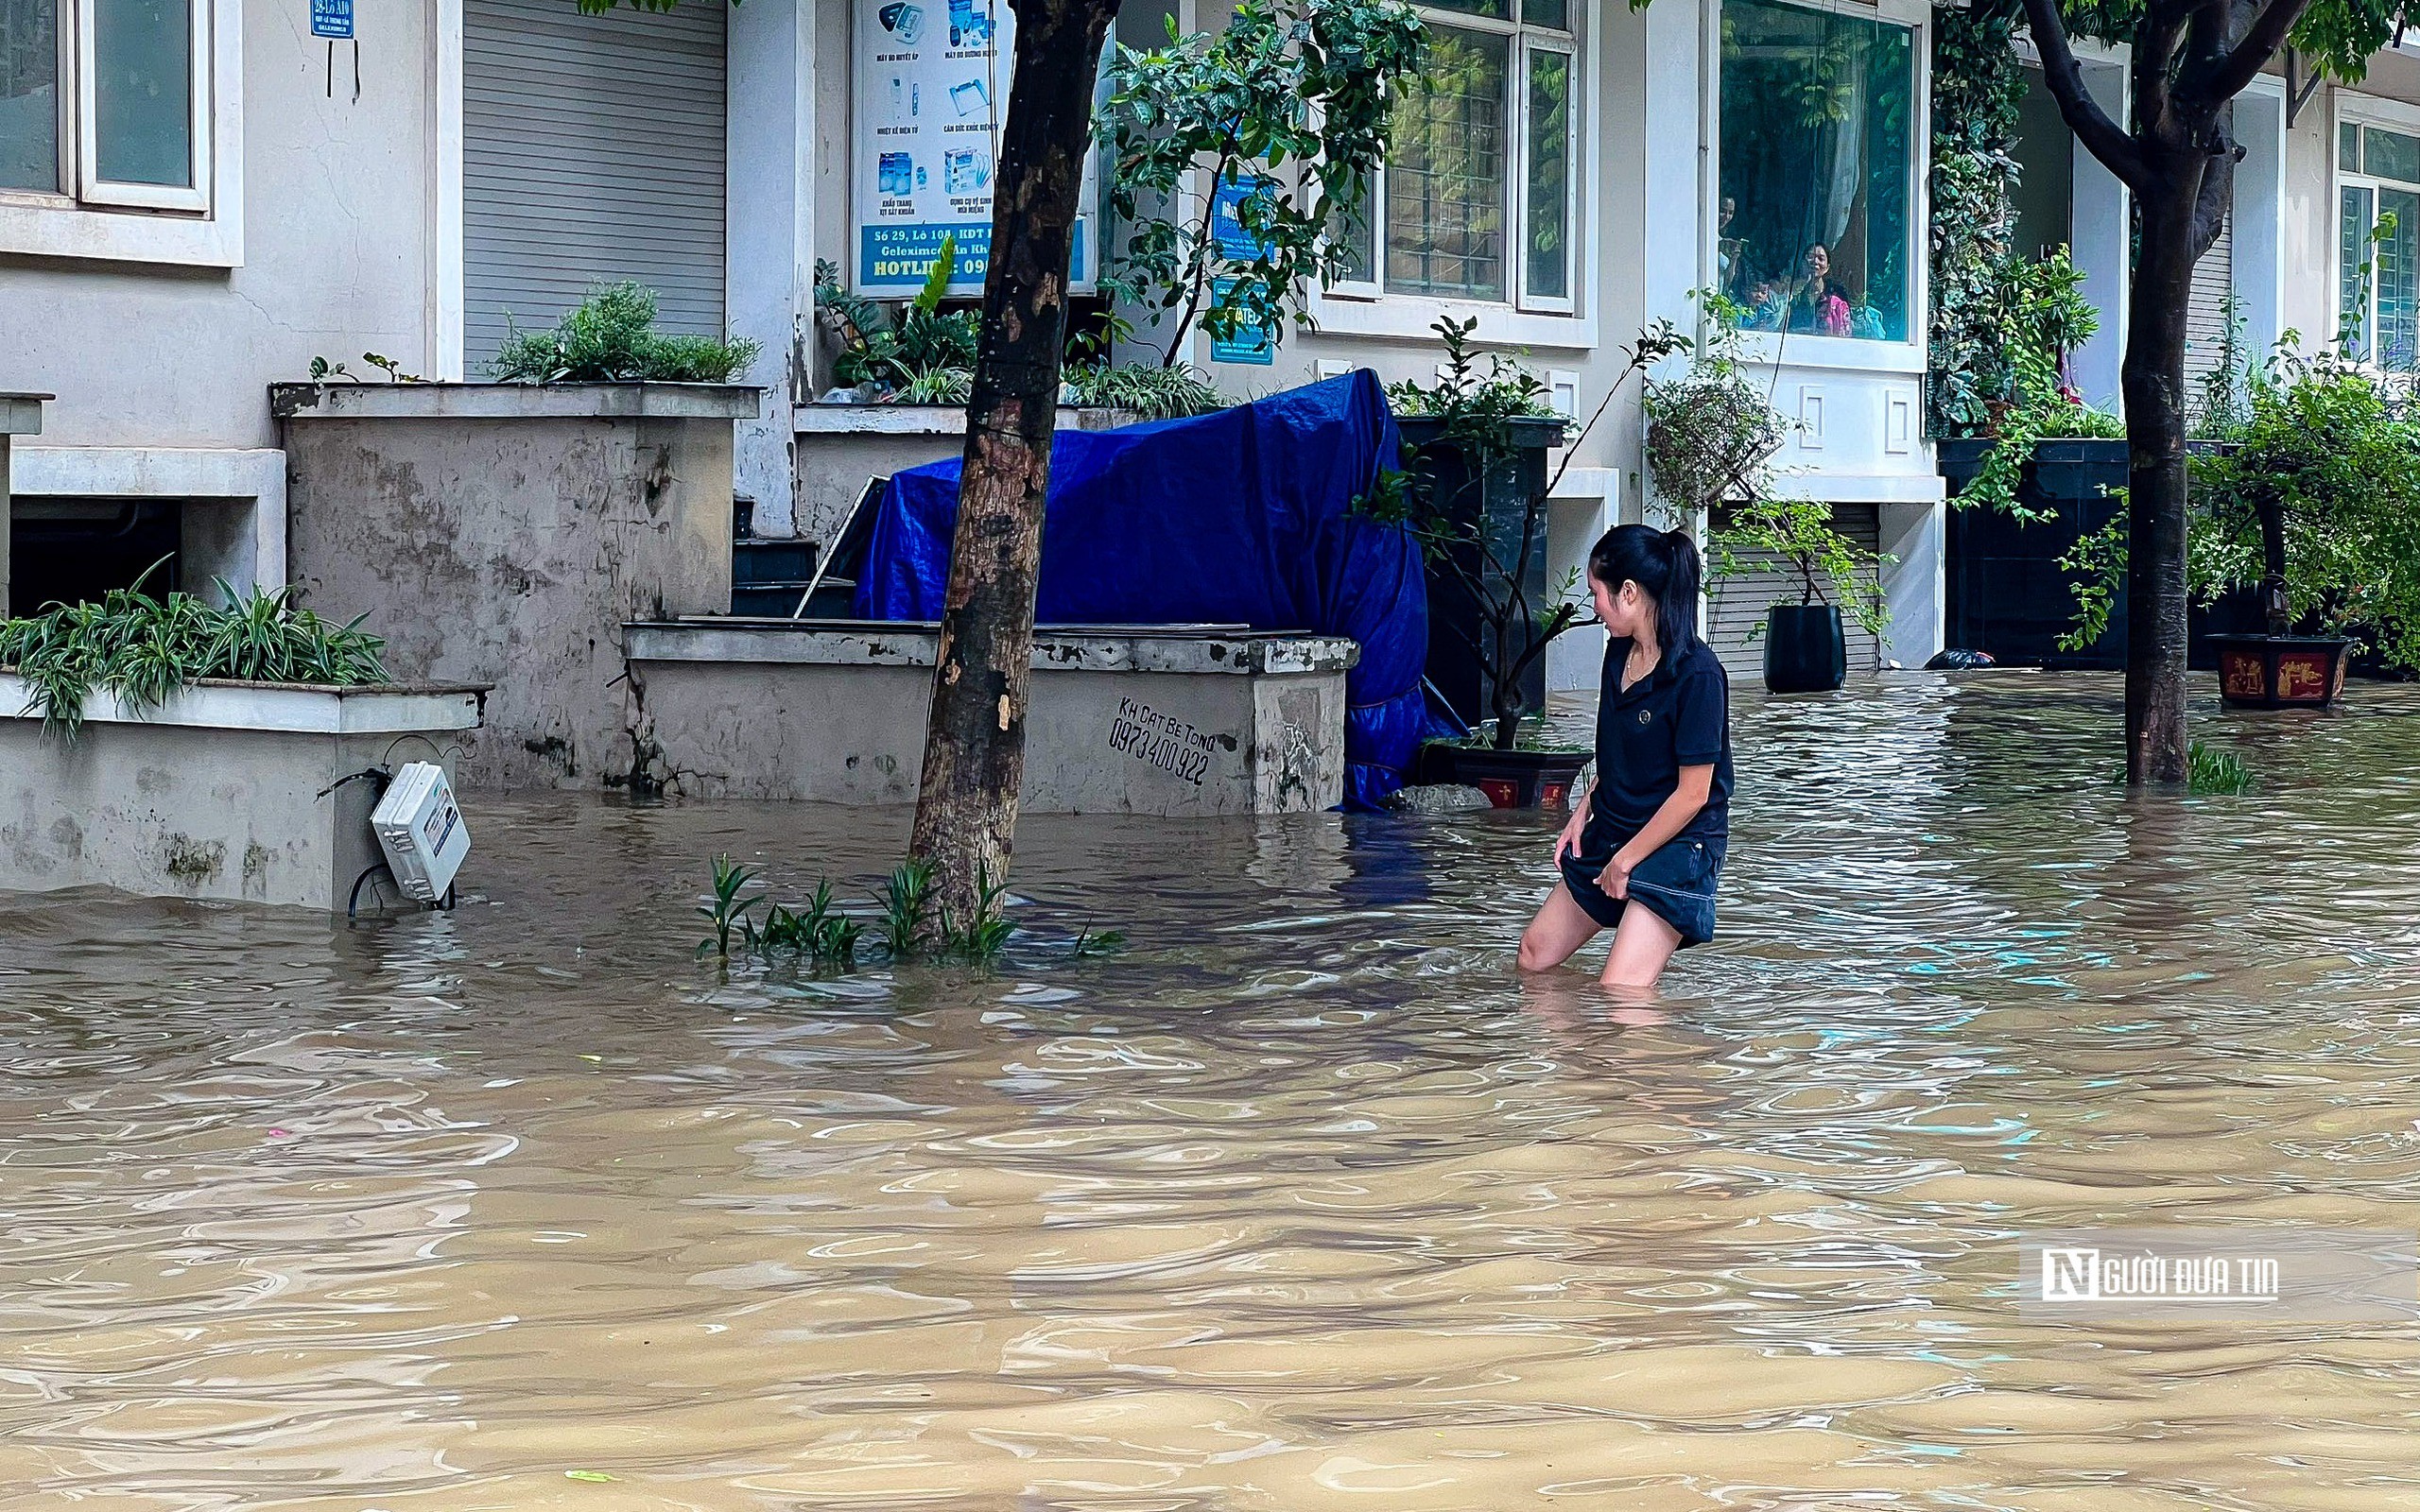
[1582,634,1733,854]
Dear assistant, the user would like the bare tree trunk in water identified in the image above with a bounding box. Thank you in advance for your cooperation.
[908,0,1123,922]
[2120,176,2201,785]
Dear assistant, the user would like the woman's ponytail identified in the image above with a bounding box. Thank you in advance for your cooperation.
[1586,523,1703,655]
[1655,528,1702,655]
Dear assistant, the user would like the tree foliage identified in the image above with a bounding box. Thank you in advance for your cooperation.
[1098,0,1426,364]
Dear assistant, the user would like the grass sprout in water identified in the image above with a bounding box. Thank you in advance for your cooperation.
[0,567,387,740]
[2188,739,2253,796]
[698,858,1115,971]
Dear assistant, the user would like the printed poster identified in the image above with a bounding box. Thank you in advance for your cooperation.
[852,0,1098,296]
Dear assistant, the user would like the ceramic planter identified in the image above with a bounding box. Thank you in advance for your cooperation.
[1413,742,1589,809]
[1764,604,1848,693]
[2206,634,2352,709]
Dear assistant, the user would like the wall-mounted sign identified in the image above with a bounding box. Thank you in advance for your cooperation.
[311,0,354,39]
[1206,277,1273,366]
[1211,176,1276,261]
[852,0,1098,297]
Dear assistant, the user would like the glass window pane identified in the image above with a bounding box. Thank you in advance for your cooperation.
[0,0,59,191]
[1420,0,1510,18]
[94,0,193,187]
[2380,186,2420,370]
[1524,47,1570,302]
[2368,127,2420,184]
[2342,183,2376,361]
[1718,0,1914,342]
[1525,0,1569,29]
[1386,26,1509,301]
[1330,190,1376,285]
[2342,121,2360,172]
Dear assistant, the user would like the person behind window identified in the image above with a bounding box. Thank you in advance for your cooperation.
[1782,243,1852,337]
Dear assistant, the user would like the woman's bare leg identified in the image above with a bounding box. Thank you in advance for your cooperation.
[1518,884,1602,971]
[1600,901,1684,989]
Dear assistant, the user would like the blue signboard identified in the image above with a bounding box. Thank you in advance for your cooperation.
[311,0,354,39]
[1207,277,1274,366]
[858,221,1087,291]
[1212,176,1276,261]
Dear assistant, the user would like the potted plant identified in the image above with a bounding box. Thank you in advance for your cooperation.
[1376,316,1684,805]
[1643,294,1888,692]
[2187,342,2420,707]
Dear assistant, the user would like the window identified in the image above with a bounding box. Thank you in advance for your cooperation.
[0,0,210,211]
[1333,0,1577,313]
[1718,0,1914,344]
[2338,121,2420,370]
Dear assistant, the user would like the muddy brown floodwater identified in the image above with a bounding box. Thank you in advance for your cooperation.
[5,674,2420,1511]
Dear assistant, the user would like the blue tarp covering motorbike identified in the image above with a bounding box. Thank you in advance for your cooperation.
[854,370,1425,808]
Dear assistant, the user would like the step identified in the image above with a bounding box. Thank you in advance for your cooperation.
[734,538,817,584]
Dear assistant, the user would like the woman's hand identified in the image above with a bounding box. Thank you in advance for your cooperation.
[1552,790,1590,867]
[1601,850,1636,900]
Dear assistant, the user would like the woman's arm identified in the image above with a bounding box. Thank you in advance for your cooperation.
[1601,765,1714,898]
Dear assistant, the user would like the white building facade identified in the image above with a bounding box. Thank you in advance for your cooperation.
[0,0,2411,682]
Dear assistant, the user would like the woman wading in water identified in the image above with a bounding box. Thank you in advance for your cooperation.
[1517,525,1733,988]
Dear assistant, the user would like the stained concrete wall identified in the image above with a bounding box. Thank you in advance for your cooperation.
[623,622,1355,813]
[280,384,755,792]
[0,679,483,911]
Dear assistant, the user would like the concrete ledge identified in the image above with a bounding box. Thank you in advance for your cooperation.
[792,404,1132,435]
[0,679,486,909]
[272,383,765,422]
[0,674,489,735]
[1,393,49,436]
[626,619,1362,677]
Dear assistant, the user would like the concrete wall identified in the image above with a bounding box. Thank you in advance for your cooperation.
[1,0,441,453]
[280,384,752,792]
[0,678,482,911]
[791,405,1133,543]
[624,622,1355,813]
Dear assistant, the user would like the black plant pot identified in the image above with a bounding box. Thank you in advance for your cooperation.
[1764,604,1847,693]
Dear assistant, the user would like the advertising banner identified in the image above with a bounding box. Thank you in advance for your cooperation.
[853,0,1098,296]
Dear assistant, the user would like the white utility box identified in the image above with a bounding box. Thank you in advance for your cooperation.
[370,762,470,902]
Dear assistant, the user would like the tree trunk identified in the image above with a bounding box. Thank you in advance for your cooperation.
[908,0,1123,922]
[2119,171,2202,786]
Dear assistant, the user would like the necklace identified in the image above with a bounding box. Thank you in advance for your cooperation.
[1621,641,1660,693]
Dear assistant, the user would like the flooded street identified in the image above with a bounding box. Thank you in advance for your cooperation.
[6,672,2420,1511]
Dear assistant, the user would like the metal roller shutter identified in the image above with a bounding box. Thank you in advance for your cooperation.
[2185,211,2235,388]
[1705,503,1884,679]
[463,0,727,371]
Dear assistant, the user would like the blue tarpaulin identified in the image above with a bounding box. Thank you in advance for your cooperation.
[854,371,1426,808]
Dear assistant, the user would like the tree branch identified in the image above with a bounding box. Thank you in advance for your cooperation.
[2201,0,2317,104]
[2189,130,2240,259]
[2019,0,2152,191]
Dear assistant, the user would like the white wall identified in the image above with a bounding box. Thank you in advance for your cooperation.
[728,0,819,537]
[4,0,441,452]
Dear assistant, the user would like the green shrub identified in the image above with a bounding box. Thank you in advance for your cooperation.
[1062,361,1228,419]
[0,574,388,740]
[490,282,760,385]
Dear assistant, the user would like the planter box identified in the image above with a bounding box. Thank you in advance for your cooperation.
[1939,437,2130,669]
[2209,634,2352,709]
[276,381,760,791]
[1398,415,1565,730]
[0,675,485,910]
[1413,743,1588,809]
[622,619,1357,815]
[791,404,1136,547]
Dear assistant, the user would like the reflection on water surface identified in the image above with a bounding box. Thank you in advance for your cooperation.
[4,674,2419,1510]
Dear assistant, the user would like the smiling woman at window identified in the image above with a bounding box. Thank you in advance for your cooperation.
[1719,0,1913,344]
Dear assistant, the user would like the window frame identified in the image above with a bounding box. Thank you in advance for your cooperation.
[73,0,213,212]
[0,0,235,265]
[1322,0,1582,318]
[2332,103,2420,373]
[1712,0,1927,368]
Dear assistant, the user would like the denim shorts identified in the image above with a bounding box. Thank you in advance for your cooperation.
[1559,833,1722,947]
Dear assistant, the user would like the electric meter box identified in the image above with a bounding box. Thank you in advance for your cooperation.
[370,762,470,902]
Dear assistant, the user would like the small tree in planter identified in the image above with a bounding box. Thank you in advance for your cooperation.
[1644,295,1889,692]
[1369,316,1684,801]
[2065,342,2420,706]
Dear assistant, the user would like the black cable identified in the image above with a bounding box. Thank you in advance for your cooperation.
[346,863,395,920]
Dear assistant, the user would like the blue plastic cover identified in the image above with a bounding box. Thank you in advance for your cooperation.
[855,370,1426,808]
